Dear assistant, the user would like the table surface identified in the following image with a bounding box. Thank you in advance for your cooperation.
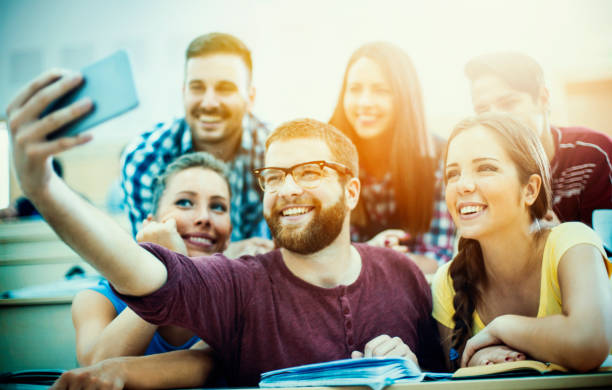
[4,371,612,390]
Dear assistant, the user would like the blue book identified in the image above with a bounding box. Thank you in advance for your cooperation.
[259,357,451,390]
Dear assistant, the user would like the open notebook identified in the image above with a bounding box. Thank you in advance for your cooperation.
[453,354,612,379]
[259,355,612,390]
[259,357,450,390]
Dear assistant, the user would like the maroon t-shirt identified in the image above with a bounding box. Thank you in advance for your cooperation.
[116,243,443,386]
[550,126,612,226]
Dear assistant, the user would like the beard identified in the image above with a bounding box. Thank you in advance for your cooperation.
[265,194,347,255]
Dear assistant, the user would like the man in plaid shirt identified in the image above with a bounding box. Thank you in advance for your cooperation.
[122,33,272,252]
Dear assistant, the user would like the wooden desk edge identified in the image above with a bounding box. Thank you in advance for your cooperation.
[1,368,611,389]
[0,296,73,306]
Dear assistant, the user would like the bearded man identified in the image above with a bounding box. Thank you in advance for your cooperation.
[7,67,442,388]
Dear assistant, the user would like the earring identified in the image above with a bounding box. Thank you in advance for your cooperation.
[530,218,542,233]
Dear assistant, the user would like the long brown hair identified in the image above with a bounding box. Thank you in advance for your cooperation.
[444,113,552,369]
[329,41,436,235]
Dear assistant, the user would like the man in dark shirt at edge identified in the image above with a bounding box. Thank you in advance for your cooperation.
[7,69,443,387]
[465,52,612,227]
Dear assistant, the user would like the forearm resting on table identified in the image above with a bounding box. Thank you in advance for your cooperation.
[54,349,215,390]
[121,349,214,389]
[29,174,167,296]
[493,314,611,372]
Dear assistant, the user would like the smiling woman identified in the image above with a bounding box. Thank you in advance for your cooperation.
[148,152,232,256]
[329,41,455,274]
[70,152,231,373]
[432,112,612,372]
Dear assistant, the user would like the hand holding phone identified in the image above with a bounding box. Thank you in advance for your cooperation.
[43,50,139,140]
[6,50,139,199]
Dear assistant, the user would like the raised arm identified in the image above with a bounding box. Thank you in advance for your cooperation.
[6,70,166,296]
[461,244,612,371]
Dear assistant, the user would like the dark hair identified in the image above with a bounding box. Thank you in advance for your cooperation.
[151,152,230,216]
[329,41,436,235]
[185,32,252,81]
[266,118,359,178]
[444,112,552,368]
[464,52,545,101]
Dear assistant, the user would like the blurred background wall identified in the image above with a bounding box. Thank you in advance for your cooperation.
[1,0,611,208]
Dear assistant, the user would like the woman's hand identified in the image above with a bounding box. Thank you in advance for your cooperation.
[461,317,506,367]
[224,237,275,258]
[467,345,526,367]
[366,229,410,253]
[136,215,188,256]
[52,358,127,390]
[367,230,439,274]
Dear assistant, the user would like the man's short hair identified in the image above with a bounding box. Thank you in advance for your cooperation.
[185,32,252,81]
[266,118,359,177]
[465,52,545,101]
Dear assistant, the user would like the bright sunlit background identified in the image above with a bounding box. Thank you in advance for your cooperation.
[1,0,611,207]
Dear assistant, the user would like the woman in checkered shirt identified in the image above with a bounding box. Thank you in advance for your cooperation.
[330,41,456,275]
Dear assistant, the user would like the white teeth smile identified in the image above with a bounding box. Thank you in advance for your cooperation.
[190,237,213,245]
[358,115,377,122]
[282,207,310,217]
[199,115,222,123]
[460,205,485,215]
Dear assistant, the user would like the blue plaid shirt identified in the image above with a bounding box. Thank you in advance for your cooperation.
[121,114,269,241]
[351,159,456,264]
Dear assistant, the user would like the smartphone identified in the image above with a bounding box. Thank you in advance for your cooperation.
[44,50,139,140]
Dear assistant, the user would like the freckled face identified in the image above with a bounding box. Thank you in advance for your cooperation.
[156,167,232,256]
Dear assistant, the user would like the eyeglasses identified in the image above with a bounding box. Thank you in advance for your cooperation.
[252,160,353,193]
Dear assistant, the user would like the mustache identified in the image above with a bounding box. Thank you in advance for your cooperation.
[191,106,229,118]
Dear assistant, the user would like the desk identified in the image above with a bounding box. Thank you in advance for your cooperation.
[0,297,77,372]
[0,218,109,291]
[3,373,612,389]
[388,372,612,389]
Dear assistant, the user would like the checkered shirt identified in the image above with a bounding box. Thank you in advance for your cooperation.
[121,114,269,241]
[351,159,456,264]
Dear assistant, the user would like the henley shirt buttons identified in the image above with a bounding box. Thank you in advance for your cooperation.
[339,291,354,346]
